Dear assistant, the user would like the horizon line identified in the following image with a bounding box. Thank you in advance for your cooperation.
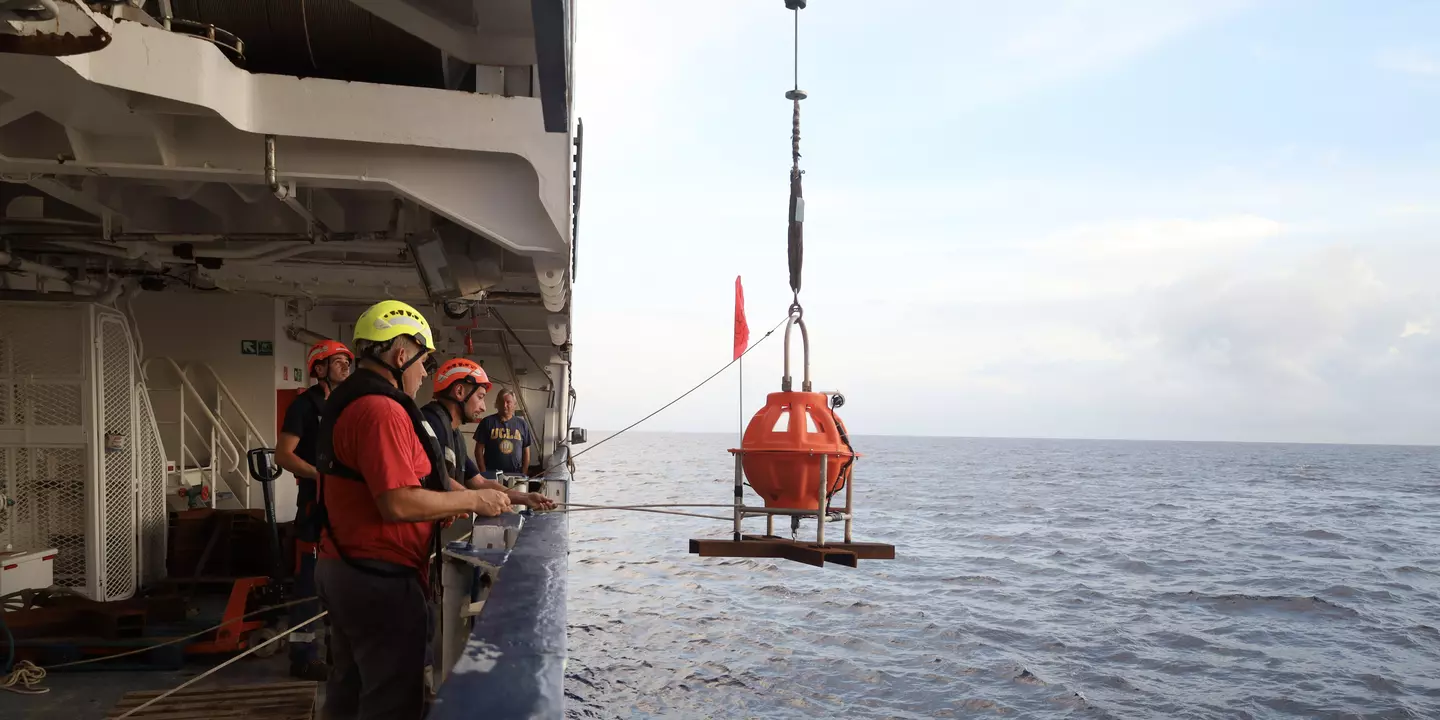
[578,430,1440,450]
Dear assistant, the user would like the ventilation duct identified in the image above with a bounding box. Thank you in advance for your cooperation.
[410,225,505,302]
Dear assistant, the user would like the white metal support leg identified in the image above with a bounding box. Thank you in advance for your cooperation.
[816,454,828,546]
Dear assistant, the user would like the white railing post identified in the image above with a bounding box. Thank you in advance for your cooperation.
[208,423,217,508]
[244,430,254,507]
[142,358,272,512]
[177,377,185,497]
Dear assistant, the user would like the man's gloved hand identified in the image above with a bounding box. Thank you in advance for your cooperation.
[471,488,512,517]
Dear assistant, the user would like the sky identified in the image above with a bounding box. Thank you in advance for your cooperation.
[567,0,1440,445]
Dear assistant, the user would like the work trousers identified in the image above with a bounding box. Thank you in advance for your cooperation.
[315,558,429,720]
[289,548,322,666]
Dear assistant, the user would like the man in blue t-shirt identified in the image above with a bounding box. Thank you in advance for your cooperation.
[472,388,533,479]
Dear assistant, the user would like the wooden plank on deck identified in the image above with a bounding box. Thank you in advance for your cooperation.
[105,681,317,719]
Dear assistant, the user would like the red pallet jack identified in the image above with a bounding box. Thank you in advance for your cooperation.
[181,449,292,657]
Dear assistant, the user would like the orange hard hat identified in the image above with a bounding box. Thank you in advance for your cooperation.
[306,339,353,375]
[433,358,491,396]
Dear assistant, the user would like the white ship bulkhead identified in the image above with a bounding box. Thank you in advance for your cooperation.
[0,3,576,694]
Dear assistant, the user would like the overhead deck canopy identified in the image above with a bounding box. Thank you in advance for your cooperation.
[0,0,577,357]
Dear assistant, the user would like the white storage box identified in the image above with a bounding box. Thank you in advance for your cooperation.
[0,548,58,598]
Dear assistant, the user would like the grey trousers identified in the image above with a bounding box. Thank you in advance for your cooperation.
[315,558,429,720]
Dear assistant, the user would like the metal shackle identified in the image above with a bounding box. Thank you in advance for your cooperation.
[781,313,811,393]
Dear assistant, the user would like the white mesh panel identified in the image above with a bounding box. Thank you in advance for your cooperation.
[6,446,87,586]
[13,382,83,426]
[0,336,9,424]
[0,304,90,591]
[0,303,164,600]
[3,306,84,375]
[136,388,168,585]
[99,314,138,601]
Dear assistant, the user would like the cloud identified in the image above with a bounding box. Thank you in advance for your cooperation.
[1377,48,1440,76]
[573,1,758,136]
[1043,215,1283,256]
[817,217,1440,444]
[1036,214,1285,292]
[805,0,1253,121]
[997,0,1248,77]
[887,214,1287,311]
[566,2,1440,444]
[1138,248,1393,386]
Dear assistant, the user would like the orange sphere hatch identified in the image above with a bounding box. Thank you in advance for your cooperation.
[731,391,857,510]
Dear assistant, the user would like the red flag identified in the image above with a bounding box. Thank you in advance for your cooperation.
[733,275,750,360]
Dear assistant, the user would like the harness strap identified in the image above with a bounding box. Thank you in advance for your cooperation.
[314,368,449,580]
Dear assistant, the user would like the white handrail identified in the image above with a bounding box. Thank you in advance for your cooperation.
[181,413,234,470]
[184,362,271,510]
[213,416,244,472]
[183,363,268,449]
[141,358,272,510]
[141,357,245,471]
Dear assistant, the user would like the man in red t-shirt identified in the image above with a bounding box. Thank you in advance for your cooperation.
[313,300,510,720]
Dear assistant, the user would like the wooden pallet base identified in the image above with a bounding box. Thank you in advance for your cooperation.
[689,535,896,568]
[106,681,317,719]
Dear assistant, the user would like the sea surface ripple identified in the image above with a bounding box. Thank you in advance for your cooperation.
[565,434,1440,719]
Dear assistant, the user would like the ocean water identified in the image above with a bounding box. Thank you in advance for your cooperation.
[563,433,1440,719]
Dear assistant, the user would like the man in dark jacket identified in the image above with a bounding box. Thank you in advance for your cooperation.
[421,358,553,509]
[275,338,351,680]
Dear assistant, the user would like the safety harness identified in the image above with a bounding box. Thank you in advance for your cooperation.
[419,401,466,483]
[313,368,448,580]
[289,385,328,544]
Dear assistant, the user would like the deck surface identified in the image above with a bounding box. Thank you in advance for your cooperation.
[0,515,547,719]
[0,655,298,720]
[105,680,317,719]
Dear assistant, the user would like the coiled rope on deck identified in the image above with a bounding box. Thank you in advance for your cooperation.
[1,660,46,695]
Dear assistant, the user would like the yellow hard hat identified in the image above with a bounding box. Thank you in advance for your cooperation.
[353,300,436,352]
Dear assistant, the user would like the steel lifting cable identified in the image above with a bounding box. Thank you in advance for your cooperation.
[561,503,732,510]
[552,505,732,522]
[785,0,808,319]
[496,326,539,435]
[488,304,549,444]
[487,305,549,378]
[525,3,817,501]
[527,315,790,479]
[781,1,856,506]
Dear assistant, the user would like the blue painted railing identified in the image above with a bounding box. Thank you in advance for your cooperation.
[429,511,568,719]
